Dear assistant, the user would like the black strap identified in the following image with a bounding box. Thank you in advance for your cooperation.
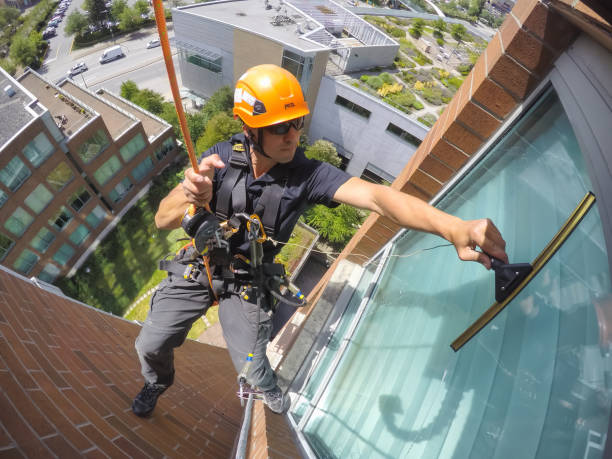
[254,177,287,238]
[216,144,249,220]
[158,259,210,287]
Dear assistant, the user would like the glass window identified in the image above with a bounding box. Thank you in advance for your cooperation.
[49,206,73,231]
[108,177,133,203]
[93,155,121,186]
[180,48,222,73]
[131,157,154,182]
[24,184,54,214]
[386,122,422,147]
[23,132,54,167]
[13,249,39,274]
[68,186,91,212]
[46,162,74,191]
[0,157,31,191]
[119,133,146,162]
[53,243,75,266]
[30,227,56,253]
[294,88,612,458]
[334,95,371,119]
[154,137,175,161]
[38,263,61,283]
[0,232,14,261]
[68,224,90,246]
[360,163,393,185]
[76,129,110,163]
[5,207,34,237]
[85,205,108,229]
[0,189,7,208]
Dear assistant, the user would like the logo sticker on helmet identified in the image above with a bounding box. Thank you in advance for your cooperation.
[253,100,267,115]
[234,87,256,108]
[284,102,295,109]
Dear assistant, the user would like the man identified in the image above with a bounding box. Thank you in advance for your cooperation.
[132,64,508,417]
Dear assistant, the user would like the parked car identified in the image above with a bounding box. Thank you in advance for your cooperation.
[146,37,160,48]
[42,28,56,39]
[67,62,88,77]
[48,19,60,27]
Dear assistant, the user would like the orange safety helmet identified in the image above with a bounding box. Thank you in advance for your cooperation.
[233,64,310,128]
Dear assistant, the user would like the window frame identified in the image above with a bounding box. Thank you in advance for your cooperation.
[289,69,612,451]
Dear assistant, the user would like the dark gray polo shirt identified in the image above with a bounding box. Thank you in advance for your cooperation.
[200,134,352,260]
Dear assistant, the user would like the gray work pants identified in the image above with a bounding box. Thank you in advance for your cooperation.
[135,271,277,391]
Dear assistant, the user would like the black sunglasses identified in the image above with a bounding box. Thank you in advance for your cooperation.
[265,117,305,135]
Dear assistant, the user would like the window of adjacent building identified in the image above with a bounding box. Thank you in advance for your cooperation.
[0,189,7,208]
[5,207,34,237]
[46,161,74,191]
[53,243,75,266]
[22,132,55,167]
[338,154,350,171]
[13,249,39,275]
[30,227,56,253]
[85,205,108,229]
[131,157,154,182]
[292,88,612,458]
[154,137,175,161]
[49,206,73,231]
[180,48,222,73]
[24,183,54,214]
[282,49,313,91]
[360,163,393,185]
[386,122,422,147]
[0,157,31,192]
[108,177,133,203]
[38,263,61,283]
[76,129,110,163]
[93,155,121,186]
[334,95,371,119]
[68,224,90,246]
[0,232,14,261]
[68,186,91,212]
[119,133,146,162]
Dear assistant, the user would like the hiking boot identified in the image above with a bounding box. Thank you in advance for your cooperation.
[131,383,167,417]
[263,385,290,414]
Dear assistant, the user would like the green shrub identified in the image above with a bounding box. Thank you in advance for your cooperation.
[400,71,416,84]
[366,76,383,90]
[360,74,369,82]
[413,52,432,66]
[436,37,444,46]
[412,100,424,110]
[456,62,474,76]
[447,76,464,90]
[388,26,405,38]
[417,113,438,128]
[379,72,394,85]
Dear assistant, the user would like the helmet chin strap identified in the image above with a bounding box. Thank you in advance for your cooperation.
[246,127,273,159]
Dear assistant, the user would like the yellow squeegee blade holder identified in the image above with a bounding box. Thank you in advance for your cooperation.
[451,191,596,352]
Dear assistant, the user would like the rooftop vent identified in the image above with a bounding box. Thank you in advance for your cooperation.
[4,85,15,97]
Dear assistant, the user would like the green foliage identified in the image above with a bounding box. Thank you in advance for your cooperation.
[304,140,342,168]
[366,75,383,90]
[118,7,140,31]
[200,85,234,122]
[120,80,139,100]
[133,0,150,16]
[65,10,89,36]
[0,58,16,75]
[456,62,474,76]
[387,25,405,38]
[417,113,437,127]
[360,74,369,82]
[450,23,468,41]
[400,70,416,84]
[133,89,165,115]
[304,204,365,245]
[413,51,432,66]
[195,112,242,153]
[9,34,39,68]
[436,37,444,46]
[379,72,394,85]
[432,18,447,35]
[83,0,107,26]
[0,6,20,30]
[110,0,128,20]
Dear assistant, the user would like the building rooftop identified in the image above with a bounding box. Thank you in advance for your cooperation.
[95,89,171,142]
[18,71,94,139]
[0,68,40,147]
[179,0,393,53]
[59,80,137,139]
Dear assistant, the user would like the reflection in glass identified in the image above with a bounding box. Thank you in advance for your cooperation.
[46,162,74,191]
[299,88,612,458]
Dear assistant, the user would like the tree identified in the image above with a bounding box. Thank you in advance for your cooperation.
[195,112,242,153]
[133,0,150,17]
[9,34,38,68]
[133,89,165,115]
[201,85,234,122]
[118,7,139,31]
[65,10,89,36]
[0,6,20,31]
[110,0,128,20]
[450,23,467,42]
[304,140,342,168]
[304,204,365,245]
[409,18,425,39]
[83,0,107,26]
[432,18,447,38]
[120,80,139,100]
